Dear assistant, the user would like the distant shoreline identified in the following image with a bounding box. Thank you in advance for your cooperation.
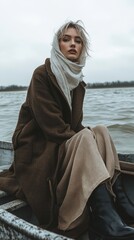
[86,80,134,89]
[0,89,27,92]
[0,81,134,91]
[0,85,28,92]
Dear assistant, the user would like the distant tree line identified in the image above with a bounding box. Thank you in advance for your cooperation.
[86,80,134,88]
[0,85,28,91]
[0,81,134,91]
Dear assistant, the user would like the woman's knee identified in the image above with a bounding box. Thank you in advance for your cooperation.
[93,125,108,134]
[77,128,94,143]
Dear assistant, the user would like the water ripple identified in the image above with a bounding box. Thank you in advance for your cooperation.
[0,88,134,154]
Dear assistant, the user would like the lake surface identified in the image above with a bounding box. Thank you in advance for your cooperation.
[0,87,134,154]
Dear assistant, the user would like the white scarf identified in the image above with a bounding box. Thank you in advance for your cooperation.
[50,34,86,109]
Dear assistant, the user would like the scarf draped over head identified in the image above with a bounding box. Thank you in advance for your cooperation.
[50,33,86,109]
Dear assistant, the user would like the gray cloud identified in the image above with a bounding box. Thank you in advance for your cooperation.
[0,0,134,85]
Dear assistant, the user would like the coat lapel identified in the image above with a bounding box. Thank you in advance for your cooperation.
[45,58,86,129]
[45,58,71,113]
[71,81,86,129]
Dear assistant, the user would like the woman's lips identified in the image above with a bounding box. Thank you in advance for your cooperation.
[68,49,77,54]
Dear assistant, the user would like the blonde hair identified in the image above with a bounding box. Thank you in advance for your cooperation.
[56,20,90,58]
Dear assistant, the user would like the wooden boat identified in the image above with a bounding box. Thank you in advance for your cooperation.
[0,141,134,240]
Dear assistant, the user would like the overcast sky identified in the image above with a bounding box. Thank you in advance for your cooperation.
[0,0,134,86]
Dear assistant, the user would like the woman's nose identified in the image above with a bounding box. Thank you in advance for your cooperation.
[70,38,75,46]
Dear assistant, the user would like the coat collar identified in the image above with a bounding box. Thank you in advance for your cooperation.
[45,58,71,113]
[45,58,86,128]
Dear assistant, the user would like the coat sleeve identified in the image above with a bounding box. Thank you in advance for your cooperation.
[28,67,76,144]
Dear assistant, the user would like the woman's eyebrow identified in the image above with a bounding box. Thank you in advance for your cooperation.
[62,34,81,38]
[62,34,71,37]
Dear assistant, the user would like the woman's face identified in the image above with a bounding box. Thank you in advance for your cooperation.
[59,27,83,62]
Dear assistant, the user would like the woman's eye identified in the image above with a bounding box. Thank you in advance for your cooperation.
[76,40,81,44]
[75,38,82,44]
[62,37,70,42]
[61,36,82,44]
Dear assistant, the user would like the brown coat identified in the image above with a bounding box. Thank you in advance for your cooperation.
[0,58,86,227]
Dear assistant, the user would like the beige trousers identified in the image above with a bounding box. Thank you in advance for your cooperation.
[56,126,120,230]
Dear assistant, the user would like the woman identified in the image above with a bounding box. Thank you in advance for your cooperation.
[0,20,134,240]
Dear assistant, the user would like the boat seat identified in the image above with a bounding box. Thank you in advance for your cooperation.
[0,190,27,212]
[0,199,27,212]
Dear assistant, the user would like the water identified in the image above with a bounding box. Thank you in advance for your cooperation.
[0,88,134,154]
[83,88,134,154]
